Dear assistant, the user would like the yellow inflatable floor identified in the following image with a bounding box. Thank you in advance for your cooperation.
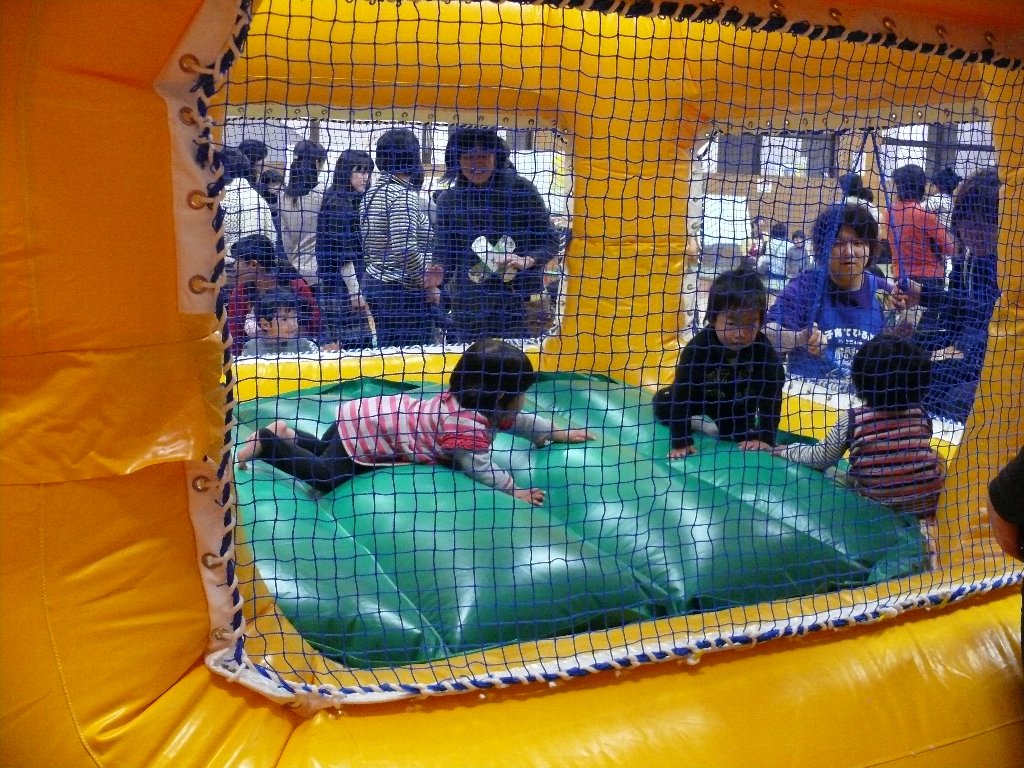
[2,2,1023,766]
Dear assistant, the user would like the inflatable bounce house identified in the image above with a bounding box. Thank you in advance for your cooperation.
[3,0,1023,765]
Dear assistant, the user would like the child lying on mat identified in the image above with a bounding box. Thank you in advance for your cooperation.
[236,338,593,505]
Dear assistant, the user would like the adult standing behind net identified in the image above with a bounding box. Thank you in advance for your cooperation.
[433,127,560,341]
[896,168,1002,424]
[279,139,328,288]
[315,149,375,349]
[765,203,897,383]
[887,164,955,293]
[360,128,443,347]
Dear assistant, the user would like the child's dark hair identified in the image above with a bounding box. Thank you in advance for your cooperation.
[449,338,537,412]
[255,289,300,324]
[851,335,932,410]
[893,164,928,202]
[769,222,788,240]
[705,268,768,325]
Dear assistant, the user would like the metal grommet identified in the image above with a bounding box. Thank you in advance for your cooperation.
[882,17,896,34]
[179,53,201,74]
[201,553,220,569]
[178,107,198,126]
[935,25,947,39]
[192,475,212,492]
[187,190,212,210]
[189,275,217,294]
[828,7,841,22]
[210,627,232,642]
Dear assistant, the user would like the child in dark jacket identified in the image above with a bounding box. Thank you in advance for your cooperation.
[653,269,785,458]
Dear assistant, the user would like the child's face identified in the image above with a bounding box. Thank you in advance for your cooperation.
[259,308,299,340]
[712,308,762,351]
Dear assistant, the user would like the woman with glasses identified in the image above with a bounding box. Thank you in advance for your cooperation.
[765,203,900,383]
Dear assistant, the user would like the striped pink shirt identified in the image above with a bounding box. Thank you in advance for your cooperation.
[336,390,496,467]
[847,406,945,518]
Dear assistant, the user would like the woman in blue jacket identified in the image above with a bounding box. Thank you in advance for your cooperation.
[433,127,560,341]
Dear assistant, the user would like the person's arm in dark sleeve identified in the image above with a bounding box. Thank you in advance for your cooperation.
[988,447,1024,562]
[510,180,560,296]
[662,341,707,449]
[751,340,785,446]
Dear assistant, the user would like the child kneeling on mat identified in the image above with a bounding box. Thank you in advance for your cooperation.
[653,268,785,459]
[236,338,593,505]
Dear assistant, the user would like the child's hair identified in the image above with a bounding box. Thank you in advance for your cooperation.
[449,338,538,412]
[770,222,789,240]
[705,268,768,324]
[838,172,874,203]
[255,289,300,325]
[931,167,963,195]
[893,164,928,201]
[791,229,806,242]
[260,167,285,188]
[811,203,879,261]
[851,335,932,410]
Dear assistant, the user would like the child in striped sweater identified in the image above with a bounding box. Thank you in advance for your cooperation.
[236,338,592,505]
[772,335,945,557]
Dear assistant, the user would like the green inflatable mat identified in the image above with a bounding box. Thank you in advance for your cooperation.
[234,373,928,667]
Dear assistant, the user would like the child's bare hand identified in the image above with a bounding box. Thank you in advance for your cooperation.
[738,439,773,452]
[668,445,697,459]
[550,429,595,444]
[513,487,546,506]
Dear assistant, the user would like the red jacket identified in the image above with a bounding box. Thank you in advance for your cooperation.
[887,200,955,281]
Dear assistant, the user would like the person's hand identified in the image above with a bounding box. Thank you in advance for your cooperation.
[989,510,1023,562]
[931,345,964,362]
[893,278,923,308]
[513,487,546,506]
[425,286,441,305]
[668,445,698,459]
[802,325,825,357]
[320,342,340,352]
[549,428,595,444]
[424,263,444,289]
[350,294,370,313]
[738,439,773,452]
[770,445,789,458]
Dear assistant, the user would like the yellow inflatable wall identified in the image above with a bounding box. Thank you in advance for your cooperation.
[2,1,1023,766]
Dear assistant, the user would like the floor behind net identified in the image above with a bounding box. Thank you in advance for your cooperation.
[234,373,928,668]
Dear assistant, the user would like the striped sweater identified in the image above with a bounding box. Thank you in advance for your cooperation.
[335,390,553,492]
[777,406,944,517]
[359,173,431,288]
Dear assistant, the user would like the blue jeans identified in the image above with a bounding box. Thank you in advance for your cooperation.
[363,276,435,348]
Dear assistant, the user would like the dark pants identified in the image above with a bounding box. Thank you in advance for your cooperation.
[255,423,373,493]
[363,276,435,348]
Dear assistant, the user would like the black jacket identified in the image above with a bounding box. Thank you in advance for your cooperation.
[315,186,363,295]
[434,164,559,303]
[653,326,785,449]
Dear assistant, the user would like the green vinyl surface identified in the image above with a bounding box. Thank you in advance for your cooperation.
[234,373,928,667]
